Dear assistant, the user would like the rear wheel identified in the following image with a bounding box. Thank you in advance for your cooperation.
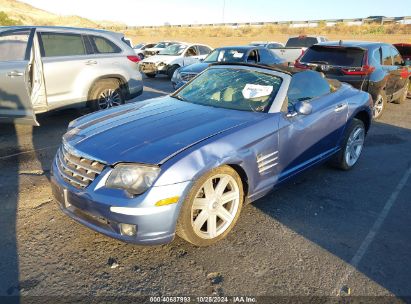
[393,79,409,104]
[373,91,386,119]
[330,118,365,171]
[176,166,244,246]
[88,79,124,111]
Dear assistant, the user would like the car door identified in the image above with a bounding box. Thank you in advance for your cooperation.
[381,44,398,98]
[0,28,39,125]
[277,71,348,181]
[38,31,91,109]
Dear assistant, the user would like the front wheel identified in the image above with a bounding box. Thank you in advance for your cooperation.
[330,118,365,171]
[176,166,244,246]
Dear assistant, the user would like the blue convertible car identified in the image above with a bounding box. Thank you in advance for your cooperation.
[51,64,372,246]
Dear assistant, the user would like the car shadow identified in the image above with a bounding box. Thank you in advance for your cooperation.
[251,120,411,298]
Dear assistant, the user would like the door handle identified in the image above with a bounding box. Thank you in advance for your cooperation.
[85,60,97,65]
[7,71,24,77]
[334,103,347,112]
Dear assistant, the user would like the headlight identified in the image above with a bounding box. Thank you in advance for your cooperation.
[106,164,160,195]
[157,62,166,66]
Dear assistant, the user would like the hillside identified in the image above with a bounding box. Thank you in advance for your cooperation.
[0,0,125,28]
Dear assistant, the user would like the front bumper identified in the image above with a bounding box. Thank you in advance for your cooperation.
[51,157,191,245]
[139,62,168,75]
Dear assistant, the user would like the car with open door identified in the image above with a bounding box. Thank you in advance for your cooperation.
[51,63,372,247]
[295,41,410,119]
[0,26,143,126]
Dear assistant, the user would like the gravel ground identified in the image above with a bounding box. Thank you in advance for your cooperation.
[0,75,410,302]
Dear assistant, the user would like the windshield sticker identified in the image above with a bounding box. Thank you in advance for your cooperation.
[242,84,273,99]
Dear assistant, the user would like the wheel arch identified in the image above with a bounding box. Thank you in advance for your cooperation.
[87,75,129,101]
[353,110,371,133]
[226,164,249,199]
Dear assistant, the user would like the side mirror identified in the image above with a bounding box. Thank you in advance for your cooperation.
[199,58,204,62]
[295,101,312,115]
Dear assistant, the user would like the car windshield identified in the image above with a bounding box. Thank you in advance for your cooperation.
[173,68,282,112]
[134,43,145,49]
[159,44,187,55]
[286,37,318,48]
[154,42,170,48]
[301,46,365,67]
[204,49,247,63]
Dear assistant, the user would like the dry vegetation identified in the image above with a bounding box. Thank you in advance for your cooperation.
[1,0,410,47]
[125,23,411,47]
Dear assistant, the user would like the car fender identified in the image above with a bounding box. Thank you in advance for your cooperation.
[153,115,282,200]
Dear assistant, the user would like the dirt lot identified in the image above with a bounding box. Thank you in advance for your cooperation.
[1,75,411,302]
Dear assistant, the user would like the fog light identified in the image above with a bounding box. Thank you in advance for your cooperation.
[119,223,137,236]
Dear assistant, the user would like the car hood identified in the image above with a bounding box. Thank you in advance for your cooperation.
[180,62,211,74]
[142,55,179,64]
[63,97,262,165]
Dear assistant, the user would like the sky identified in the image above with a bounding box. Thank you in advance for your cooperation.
[20,0,411,26]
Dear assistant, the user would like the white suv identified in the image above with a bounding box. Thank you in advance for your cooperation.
[0,26,143,125]
[139,43,212,79]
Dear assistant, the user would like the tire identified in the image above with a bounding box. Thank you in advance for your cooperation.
[88,79,125,112]
[330,118,365,171]
[145,73,156,78]
[176,166,244,246]
[167,65,179,79]
[393,79,409,104]
[373,90,386,119]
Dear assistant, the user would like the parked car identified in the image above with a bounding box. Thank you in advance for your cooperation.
[143,41,181,58]
[133,42,156,59]
[0,26,143,126]
[249,41,285,49]
[394,43,411,97]
[272,35,328,63]
[171,45,286,89]
[295,41,410,118]
[139,43,212,79]
[51,63,372,246]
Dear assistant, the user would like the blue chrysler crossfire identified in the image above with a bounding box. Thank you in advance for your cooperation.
[51,63,373,246]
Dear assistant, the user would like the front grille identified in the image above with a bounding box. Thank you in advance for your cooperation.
[56,145,105,189]
[180,72,197,82]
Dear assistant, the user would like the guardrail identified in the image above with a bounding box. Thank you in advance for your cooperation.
[124,16,411,29]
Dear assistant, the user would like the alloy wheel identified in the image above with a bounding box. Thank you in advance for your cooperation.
[345,126,365,167]
[191,174,240,239]
[98,89,122,109]
[373,94,384,118]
